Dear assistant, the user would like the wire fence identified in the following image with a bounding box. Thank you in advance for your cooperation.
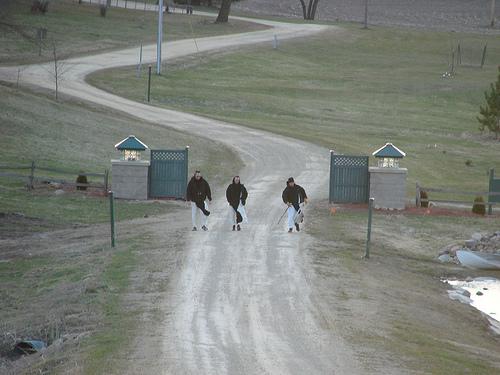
[0,161,109,193]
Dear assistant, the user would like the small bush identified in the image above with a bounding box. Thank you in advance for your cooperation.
[100,5,107,17]
[31,1,49,14]
[76,174,88,191]
[420,190,429,208]
[472,196,486,215]
[465,159,472,166]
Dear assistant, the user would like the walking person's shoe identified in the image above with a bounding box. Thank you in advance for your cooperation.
[202,225,208,231]
[192,226,197,231]
[232,225,236,231]
[295,223,300,232]
[237,224,241,231]
[288,228,293,233]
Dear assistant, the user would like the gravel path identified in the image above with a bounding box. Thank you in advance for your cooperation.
[234,0,500,34]
[0,9,366,375]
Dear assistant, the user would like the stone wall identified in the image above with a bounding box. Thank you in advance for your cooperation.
[369,167,407,210]
[111,160,150,200]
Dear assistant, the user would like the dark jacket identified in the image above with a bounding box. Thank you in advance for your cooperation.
[226,182,248,208]
[282,184,307,210]
[187,177,212,203]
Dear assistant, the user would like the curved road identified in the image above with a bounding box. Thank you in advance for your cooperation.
[0,10,362,375]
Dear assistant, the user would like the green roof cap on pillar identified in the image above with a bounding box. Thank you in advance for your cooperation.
[372,143,406,158]
[114,135,148,151]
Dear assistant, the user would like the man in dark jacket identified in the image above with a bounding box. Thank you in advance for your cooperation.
[282,177,308,232]
[226,176,248,231]
[186,170,212,231]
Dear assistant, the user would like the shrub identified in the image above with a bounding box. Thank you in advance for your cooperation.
[76,174,88,191]
[472,196,486,215]
[31,1,49,14]
[100,4,107,17]
[420,190,429,208]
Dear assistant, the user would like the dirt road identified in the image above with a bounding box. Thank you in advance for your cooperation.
[0,11,365,375]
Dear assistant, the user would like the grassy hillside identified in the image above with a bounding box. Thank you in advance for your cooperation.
[0,84,241,229]
[89,24,500,198]
[0,0,267,65]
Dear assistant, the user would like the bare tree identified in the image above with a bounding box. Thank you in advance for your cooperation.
[49,40,71,100]
[216,0,232,23]
[299,0,320,20]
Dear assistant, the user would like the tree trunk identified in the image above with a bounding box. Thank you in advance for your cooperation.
[306,0,313,19]
[52,41,58,100]
[299,0,321,20]
[309,0,320,20]
[216,0,232,23]
[491,0,496,27]
[299,0,307,19]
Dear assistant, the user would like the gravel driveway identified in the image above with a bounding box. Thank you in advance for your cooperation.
[0,11,371,374]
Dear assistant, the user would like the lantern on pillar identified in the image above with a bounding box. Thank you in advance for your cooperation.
[114,135,148,161]
[372,142,406,168]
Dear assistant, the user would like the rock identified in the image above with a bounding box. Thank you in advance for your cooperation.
[471,233,482,241]
[54,189,65,196]
[476,291,484,296]
[461,289,471,298]
[438,253,451,263]
[439,243,461,256]
[449,245,461,256]
[483,287,488,290]
[464,239,477,249]
[466,276,474,282]
[448,290,472,304]
[49,182,62,189]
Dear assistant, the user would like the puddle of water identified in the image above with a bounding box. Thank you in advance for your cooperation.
[445,277,500,334]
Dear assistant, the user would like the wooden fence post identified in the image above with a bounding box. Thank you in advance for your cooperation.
[29,161,35,190]
[481,44,487,68]
[104,169,109,194]
[416,182,421,207]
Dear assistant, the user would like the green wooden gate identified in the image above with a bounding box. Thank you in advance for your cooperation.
[329,154,369,203]
[149,149,188,199]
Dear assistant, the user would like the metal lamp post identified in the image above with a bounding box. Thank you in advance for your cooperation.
[157,0,164,75]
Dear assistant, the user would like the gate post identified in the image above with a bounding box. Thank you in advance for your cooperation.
[329,150,334,203]
[185,146,189,200]
[365,197,374,259]
[488,168,494,215]
[109,191,116,248]
[416,182,421,207]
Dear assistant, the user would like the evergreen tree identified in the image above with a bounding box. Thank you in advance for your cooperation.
[478,66,500,139]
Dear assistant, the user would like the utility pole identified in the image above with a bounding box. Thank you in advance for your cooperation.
[157,0,164,75]
[491,0,496,28]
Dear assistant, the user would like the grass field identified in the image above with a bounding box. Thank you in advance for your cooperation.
[0,83,241,229]
[86,21,500,373]
[308,203,500,374]
[89,24,500,199]
[0,0,267,65]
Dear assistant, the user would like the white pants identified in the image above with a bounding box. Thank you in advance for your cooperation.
[287,206,297,229]
[191,201,208,228]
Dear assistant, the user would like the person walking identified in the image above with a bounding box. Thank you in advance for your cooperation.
[226,176,248,231]
[282,177,308,232]
[186,170,212,231]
